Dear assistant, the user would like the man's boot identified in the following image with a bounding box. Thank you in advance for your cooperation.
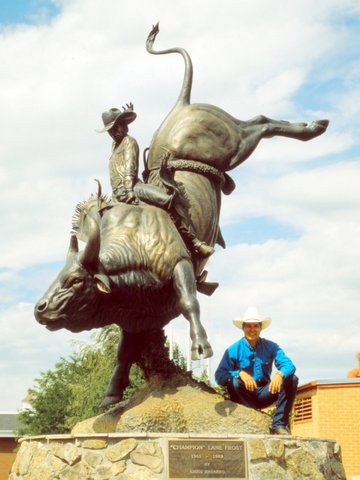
[192,238,215,258]
[171,206,215,258]
[156,148,214,258]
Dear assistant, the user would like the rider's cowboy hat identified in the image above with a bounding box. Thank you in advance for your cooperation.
[96,104,137,133]
[233,306,272,330]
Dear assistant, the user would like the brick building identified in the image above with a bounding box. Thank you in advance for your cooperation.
[0,413,19,480]
[292,378,360,479]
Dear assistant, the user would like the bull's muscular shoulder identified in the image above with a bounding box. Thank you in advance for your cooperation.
[99,204,190,284]
[150,103,241,169]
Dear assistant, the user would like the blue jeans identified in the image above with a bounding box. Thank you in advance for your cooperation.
[228,374,298,428]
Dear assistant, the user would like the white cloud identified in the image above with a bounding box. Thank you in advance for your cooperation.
[221,161,360,231]
[0,0,360,409]
[248,131,355,167]
[0,302,91,410]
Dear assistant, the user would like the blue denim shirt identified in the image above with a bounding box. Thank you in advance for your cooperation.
[215,337,296,386]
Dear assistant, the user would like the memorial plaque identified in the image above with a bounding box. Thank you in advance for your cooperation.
[168,439,247,479]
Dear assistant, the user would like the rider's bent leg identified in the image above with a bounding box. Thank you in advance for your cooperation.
[134,182,175,209]
[135,181,214,259]
[172,201,214,259]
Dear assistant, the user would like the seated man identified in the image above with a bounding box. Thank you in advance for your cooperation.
[215,307,298,435]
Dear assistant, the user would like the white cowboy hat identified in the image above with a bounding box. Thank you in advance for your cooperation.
[233,306,272,330]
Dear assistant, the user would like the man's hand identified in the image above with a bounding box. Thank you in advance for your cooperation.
[269,372,283,394]
[239,371,257,391]
[125,190,138,204]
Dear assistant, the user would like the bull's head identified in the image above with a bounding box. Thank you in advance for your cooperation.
[34,219,111,332]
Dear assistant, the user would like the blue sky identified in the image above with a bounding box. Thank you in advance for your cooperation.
[0,0,360,412]
[0,0,60,25]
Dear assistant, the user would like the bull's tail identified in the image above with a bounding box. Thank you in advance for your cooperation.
[146,23,192,107]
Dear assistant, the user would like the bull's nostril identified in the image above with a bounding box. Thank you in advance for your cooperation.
[36,300,48,312]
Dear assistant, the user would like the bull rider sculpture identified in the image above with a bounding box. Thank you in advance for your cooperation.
[34,24,329,408]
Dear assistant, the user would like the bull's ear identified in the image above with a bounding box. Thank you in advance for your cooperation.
[94,274,111,294]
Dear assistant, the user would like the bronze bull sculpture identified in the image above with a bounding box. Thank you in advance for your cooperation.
[145,24,328,258]
[34,24,328,408]
[35,192,212,407]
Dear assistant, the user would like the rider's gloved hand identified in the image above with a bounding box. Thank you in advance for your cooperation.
[125,190,138,204]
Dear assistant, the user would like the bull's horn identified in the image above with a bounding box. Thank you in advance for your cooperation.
[67,234,79,262]
[79,216,100,271]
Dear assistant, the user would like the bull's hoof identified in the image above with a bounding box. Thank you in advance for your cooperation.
[191,343,214,360]
[304,119,329,140]
[99,395,122,408]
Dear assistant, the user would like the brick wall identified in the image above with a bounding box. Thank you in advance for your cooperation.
[0,438,18,480]
[292,382,360,477]
[317,385,360,477]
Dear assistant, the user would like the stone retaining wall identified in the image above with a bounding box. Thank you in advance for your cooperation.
[9,432,346,480]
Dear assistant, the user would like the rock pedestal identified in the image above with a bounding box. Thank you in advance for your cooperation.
[10,432,345,480]
[71,378,272,435]
[10,378,346,479]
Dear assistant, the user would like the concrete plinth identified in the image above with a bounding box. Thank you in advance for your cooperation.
[10,432,346,480]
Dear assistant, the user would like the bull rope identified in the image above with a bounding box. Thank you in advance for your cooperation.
[145,155,235,195]
[167,158,225,187]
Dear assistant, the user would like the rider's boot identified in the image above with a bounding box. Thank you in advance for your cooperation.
[173,206,215,259]
[193,239,215,258]
[157,147,214,258]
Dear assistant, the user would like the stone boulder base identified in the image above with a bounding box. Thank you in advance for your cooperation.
[72,377,271,435]
[10,378,346,479]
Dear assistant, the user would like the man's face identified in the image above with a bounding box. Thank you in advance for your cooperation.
[108,122,127,142]
[243,322,262,344]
